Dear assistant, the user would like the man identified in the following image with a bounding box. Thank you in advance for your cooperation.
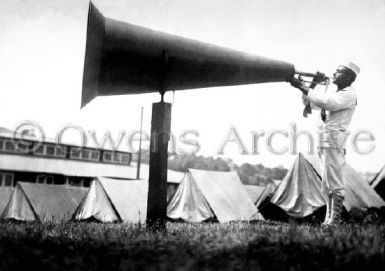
[289,61,360,228]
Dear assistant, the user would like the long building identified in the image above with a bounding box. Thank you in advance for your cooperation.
[0,133,137,187]
[0,131,184,205]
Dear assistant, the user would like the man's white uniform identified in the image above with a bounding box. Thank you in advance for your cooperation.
[304,84,357,198]
[293,61,360,227]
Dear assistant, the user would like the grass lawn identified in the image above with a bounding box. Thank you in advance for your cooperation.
[0,221,384,270]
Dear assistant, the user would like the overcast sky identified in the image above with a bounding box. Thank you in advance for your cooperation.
[1,0,385,173]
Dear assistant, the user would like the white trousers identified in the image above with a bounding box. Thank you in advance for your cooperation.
[318,148,346,198]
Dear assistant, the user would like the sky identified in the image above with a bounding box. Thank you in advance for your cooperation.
[1,0,385,173]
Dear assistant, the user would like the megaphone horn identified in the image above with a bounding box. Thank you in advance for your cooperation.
[81,1,295,108]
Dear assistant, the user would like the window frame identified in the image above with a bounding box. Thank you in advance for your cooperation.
[0,172,14,187]
[4,140,16,152]
[103,151,113,162]
[36,174,55,184]
[121,154,130,164]
[0,138,4,150]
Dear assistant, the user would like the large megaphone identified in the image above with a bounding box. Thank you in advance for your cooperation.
[81,1,295,108]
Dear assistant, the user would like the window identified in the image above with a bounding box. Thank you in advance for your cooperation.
[103,151,112,162]
[90,150,100,161]
[71,148,99,161]
[81,149,90,159]
[4,174,13,186]
[36,175,54,184]
[102,151,130,164]
[36,175,45,184]
[5,141,15,152]
[2,139,33,153]
[70,147,100,162]
[0,172,14,187]
[16,142,30,153]
[56,146,66,157]
[46,176,54,184]
[68,177,88,187]
[122,154,130,164]
[69,177,81,186]
[46,145,55,155]
[70,147,81,159]
[113,153,121,163]
[33,144,66,158]
[34,144,44,154]
[113,152,131,164]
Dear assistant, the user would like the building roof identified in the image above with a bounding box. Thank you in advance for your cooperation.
[0,132,130,152]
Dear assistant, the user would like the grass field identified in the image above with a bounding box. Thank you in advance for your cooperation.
[1,220,385,271]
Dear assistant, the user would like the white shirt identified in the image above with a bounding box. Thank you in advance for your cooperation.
[303,84,357,148]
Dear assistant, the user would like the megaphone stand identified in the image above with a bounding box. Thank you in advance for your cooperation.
[146,54,172,231]
[146,98,171,232]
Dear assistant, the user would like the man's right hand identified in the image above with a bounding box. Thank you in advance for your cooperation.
[289,78,303,89]
[312,71,326,83]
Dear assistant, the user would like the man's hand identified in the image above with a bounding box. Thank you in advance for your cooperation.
[289,77,303,89]
[312,71,326,83]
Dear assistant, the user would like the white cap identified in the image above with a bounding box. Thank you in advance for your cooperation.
[339,60,360,76]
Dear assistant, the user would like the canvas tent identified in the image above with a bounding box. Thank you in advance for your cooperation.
[73,177,148,223]
[133,163,184,201]
[244,185,266,205]
[244,182,277,207]
[370,165,385,200]
[270,153,385,218]
[305,154,385,211]
[165,170,184,201]
[0,187,14,214]
[167,169,264,223]
[272,179,281,187]
[1,182,87,222]
[343,163,385,211]
[270,153,325,217]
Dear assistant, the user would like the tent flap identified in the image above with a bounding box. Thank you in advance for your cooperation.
[167,172,214,222]
[73,179,120,222]
[1,184,36,221]
[271,154,326,217]
[0,187,14,214]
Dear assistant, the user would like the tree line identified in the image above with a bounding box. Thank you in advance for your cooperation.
[136,151,287,186]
